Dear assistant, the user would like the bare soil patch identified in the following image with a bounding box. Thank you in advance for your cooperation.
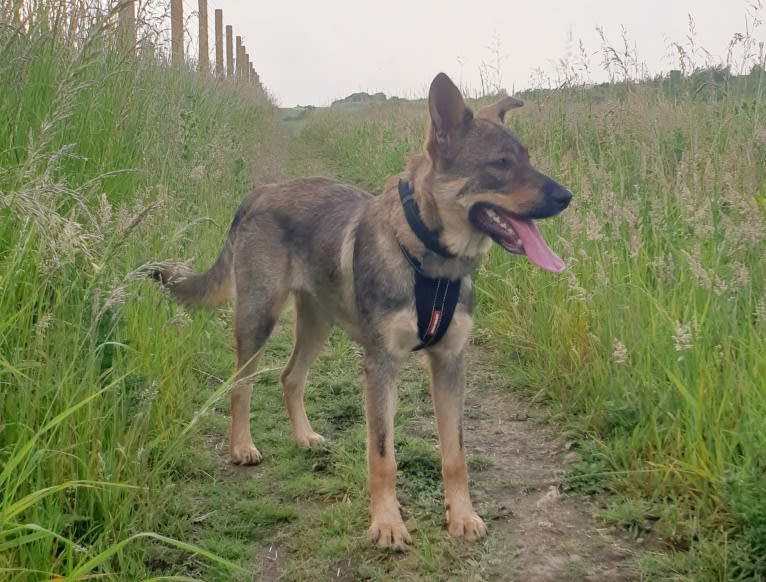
[459,347,640,581]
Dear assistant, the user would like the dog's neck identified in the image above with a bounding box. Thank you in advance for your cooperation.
[398,179,455,259]
[392,174,481,280]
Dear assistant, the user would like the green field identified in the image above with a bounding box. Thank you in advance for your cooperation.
[2,2,765,581]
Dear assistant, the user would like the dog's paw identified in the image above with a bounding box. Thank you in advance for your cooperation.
[367,518,412,551]
[447,510,487,541]
[293,431,325,448]
[230,442,262,465]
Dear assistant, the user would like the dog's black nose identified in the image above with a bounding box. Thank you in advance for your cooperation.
[553,186,572,210]
[543,178,572,211]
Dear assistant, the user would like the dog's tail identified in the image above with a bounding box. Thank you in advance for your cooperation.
[149,218,238,308]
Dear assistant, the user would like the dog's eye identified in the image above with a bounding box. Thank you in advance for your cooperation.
[489,157,511,170]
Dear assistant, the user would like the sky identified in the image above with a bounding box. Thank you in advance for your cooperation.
[205,0,764,107]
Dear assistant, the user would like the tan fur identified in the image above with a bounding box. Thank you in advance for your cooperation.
[149,73,571,551]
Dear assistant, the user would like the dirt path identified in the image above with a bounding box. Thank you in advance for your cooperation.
[459,346,640,581]
[240,334,643,581]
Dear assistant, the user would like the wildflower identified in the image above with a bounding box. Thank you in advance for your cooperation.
[94,284,129,322]
[35,312,52,343]
[647,199,666,232]
[140,379,159,402]
[650,253,676,282]
[557,235,574,258]
[585,210,604,241]
[755,294,766,325]
[712,274,728,296]
[672,320,694,352]
[612,339,628,364]
[566,272,592,302]
[627,229,641,259]
[104,285,127,311]
[164,308,191,331]
[681,250,712,289]
[595,264,609,287]
[714,344,725,366]
[730,260,750,287]
[190,165,205,182]
[97,192,112,228]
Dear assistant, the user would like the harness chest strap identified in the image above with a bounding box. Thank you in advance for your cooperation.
[397,180,462,351]
[410,254,461,350]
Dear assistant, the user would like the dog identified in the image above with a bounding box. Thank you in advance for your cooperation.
[151,72,571,550]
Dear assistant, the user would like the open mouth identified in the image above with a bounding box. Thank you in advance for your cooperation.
[469,203,566,273]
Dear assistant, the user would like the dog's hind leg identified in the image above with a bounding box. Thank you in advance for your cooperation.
[426,314,487,541]
[230,280,288,465]
[281,292,330,447]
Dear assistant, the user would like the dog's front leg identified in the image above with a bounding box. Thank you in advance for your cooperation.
[427,315,487,541]
[364,351,411,551]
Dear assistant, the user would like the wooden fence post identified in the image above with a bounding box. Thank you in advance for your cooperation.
[235,36,243,80]
[214,9,223,77]
[118,0,135,54]
[170,0,183,66]
[226,26,234,78]
[198,0,209,74]
[240,46,248,82]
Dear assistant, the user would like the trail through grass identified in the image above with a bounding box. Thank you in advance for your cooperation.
[145,314,642,581]
[2,2,765,579]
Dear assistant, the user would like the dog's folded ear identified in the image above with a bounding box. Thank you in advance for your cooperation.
[476,96,524,123]
[426,73,472,165]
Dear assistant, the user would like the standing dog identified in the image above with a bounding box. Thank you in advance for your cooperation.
[152,73,571,550]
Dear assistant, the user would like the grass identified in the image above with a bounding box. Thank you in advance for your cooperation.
[477,77,766,579]
[0,2,279,579]
[2,1,766,580]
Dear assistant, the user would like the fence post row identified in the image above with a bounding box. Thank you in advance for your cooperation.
[235,35,242,78]
[198,0,209,74]
[158,0,258,84]
[170,0,183,67]
[226,25,233,79]
[118,0,135,53]
[214,9,223,77]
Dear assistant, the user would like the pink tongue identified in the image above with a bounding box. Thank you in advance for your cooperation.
[507,217,566,273]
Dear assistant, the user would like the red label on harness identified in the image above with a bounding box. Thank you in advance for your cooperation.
[426,310,442,337]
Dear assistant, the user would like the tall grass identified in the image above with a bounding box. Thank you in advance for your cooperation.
[0,1,279,579]
[475,72,766,578]
[292,72,766,579]
[3,1,765,579]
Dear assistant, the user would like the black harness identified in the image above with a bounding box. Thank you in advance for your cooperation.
[397,180,461,351]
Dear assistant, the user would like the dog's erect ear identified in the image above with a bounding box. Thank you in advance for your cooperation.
[476,96,524,123]
[427,73,472,163]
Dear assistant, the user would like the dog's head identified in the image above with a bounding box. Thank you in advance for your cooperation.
[424,73,571,272]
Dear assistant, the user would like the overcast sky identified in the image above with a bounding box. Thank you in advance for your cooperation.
[206,0,764,107]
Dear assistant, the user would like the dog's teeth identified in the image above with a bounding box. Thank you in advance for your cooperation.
[485,208,518,238]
